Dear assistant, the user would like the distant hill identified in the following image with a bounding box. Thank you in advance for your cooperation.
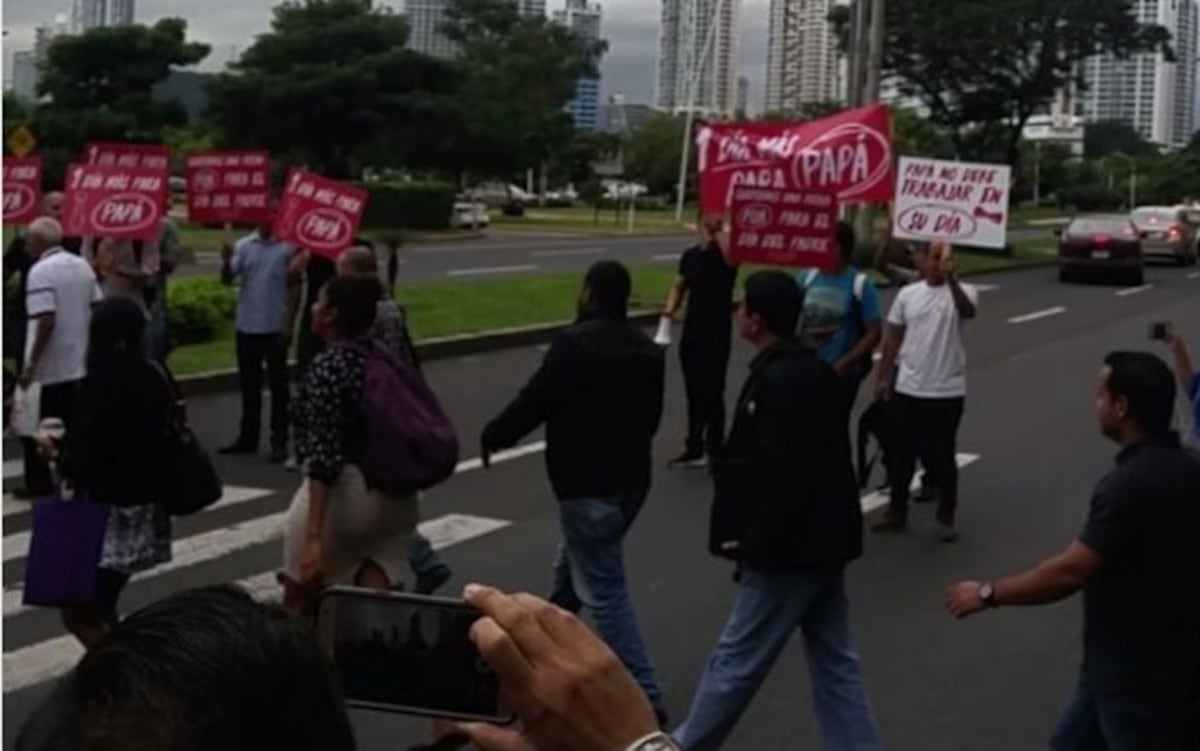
[153,70,212,123]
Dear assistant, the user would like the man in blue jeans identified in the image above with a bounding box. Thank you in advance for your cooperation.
[675,271,879,751]
[481,260,668,722]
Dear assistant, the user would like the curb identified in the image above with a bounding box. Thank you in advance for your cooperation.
[175,258,1058,397]
[177,311,662,397]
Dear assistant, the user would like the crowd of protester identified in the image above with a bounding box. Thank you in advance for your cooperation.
[5,197,1198,751]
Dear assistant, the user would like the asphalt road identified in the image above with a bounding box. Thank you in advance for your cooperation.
[4,261,1199,750]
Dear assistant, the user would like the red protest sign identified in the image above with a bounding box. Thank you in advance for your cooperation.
[186,151,272,225]
[729,186,838,270]
[696,104,893,214]
[85,143,171,171]
[62,163,167,241]
[3,157,42,224]
[274,170,368,260]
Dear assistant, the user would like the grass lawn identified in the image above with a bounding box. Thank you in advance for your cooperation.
[166,245,1055,376]
[1009,205,1070,225]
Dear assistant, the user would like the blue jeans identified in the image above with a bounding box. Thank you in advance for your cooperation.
[673,567,879,751]
[1051,677,1195,751]
[551,496,666,714]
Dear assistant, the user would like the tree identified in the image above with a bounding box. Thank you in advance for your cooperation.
[205,0,462,179]
[623,113,689,198]
[443,0,606,180]
[31,18,210,185]
[833,0,1171,166]
[1084,120,1156,160]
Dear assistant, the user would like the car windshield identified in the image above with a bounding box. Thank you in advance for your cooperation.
[1068,218,1132,235]
[1130,209,1177,228]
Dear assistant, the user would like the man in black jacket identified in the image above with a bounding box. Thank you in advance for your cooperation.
[674,271,879,751]
[481,260,668,720]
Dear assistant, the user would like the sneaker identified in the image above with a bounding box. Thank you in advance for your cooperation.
[217,441,256,456]
[934,522,959,543]
[415,566,453,595]
[283,454,301,472]
[871,514,907,534]
[668,451,707,469]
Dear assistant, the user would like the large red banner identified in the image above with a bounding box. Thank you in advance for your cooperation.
[696,104,894,214]
[274,169,368,260]
[729,186,839,270]
[3,157,42,224]
[62,163,167,241]
[186,151,272,225]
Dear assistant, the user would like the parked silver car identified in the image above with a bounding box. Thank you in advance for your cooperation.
[1129,206,1199,266]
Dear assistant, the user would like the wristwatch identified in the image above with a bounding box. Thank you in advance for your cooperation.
[979,581,997,608]
[624,732,681,751]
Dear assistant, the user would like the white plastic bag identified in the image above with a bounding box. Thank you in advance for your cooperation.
[653,315,673,347]
[10,383,41,437]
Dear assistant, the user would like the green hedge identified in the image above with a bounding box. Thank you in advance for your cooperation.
[167,278,237,347]
[360,181,458,231]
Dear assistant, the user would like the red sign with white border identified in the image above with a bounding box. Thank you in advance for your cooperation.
[186,151,272,225]
[62,163,167,241]
[274,169,368,260]
[729,185,839,270]
[3,157,42,224]
[697,104,893,215]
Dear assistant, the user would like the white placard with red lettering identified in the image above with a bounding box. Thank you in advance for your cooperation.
[893,156,1012,250]
[274,169,368,260]
[186,151,271,225]
[3,157,42,224]
[62,163,166,241]
[729,186,839,270]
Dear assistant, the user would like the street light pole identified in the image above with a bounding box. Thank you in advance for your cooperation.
[674,0,728,223]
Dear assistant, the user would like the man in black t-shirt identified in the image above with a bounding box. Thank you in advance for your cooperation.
[945,351,1200,750]
[662,215,737,467]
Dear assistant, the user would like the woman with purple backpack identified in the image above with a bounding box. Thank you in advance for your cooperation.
[282,275,419,611]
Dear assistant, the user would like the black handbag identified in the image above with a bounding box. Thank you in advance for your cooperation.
[152,363,222,516]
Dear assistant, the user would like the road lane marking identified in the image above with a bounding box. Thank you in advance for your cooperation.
[1008,306,1066,324]
[4,459,21,481]
[1188,271,1199,279]
[455,441,546,473]
[973,284,999,292]
[1115,284,1153,297]
[859,453,981,514]
[530,247,605,258]
[2,512,512,693]
[652,253,682,262]
[3,486,275,561]
[447,264,539,277]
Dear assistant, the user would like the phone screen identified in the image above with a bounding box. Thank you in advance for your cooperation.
[316,587,509,723]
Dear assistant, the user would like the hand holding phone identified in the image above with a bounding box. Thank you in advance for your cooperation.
[458,584,659,751]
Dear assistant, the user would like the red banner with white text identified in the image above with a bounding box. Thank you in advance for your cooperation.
[62,163,167,241]
[273,169,368,260]
[696,104,894,214]
[3,157,42,224]
[729,186,839,270]
[186,151,272,225]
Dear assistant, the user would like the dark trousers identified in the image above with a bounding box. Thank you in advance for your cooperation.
[681,338,731,457]
[887,393,964,525]
[20,379,81,496]
[1051,676,1197,751]
[235,331,290,449]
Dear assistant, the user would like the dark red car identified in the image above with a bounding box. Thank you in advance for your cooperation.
[1056,214,1145,286]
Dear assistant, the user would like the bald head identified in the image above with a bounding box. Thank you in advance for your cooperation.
[336,245,378,278]
[27,217,63,257]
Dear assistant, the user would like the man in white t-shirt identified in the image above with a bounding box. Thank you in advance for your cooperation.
[18,217,103,497]
[872,242,978,542]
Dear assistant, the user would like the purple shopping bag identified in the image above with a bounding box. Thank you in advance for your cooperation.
[22,492,109,609]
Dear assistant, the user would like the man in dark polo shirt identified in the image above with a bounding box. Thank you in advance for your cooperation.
[662,215,737,468]
[945,351,1200,750]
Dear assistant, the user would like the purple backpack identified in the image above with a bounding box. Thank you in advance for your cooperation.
[337,340,459,493]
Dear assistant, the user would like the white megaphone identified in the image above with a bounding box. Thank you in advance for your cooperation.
[653,315,673,347]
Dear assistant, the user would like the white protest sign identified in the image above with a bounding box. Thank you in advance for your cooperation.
[893,156,1012,249]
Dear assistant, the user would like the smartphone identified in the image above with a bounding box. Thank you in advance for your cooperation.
[316,586,511,723]
[1150,322,1170,341]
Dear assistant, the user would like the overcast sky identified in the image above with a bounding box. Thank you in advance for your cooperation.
[4,0,771,110]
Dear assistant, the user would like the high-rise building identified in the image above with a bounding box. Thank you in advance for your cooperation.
[73,0,108,32]
[402,0,460,59]
[736,75,749,115]
[110,0,135,25]
[11,51,39,101]
[764,0,841,114]
[519,0,547,16]
[554,0,603,130]
[655,0,741,117]
[1081,0,1198,148]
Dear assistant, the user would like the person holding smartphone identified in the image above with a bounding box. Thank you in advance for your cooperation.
[1156,323,1198,441]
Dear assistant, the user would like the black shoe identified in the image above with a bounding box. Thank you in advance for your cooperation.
[668,451,707,469]
[415,566,453,595]
[217,441,257,456]
[871,513,907,534]
[267,446,288,464]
